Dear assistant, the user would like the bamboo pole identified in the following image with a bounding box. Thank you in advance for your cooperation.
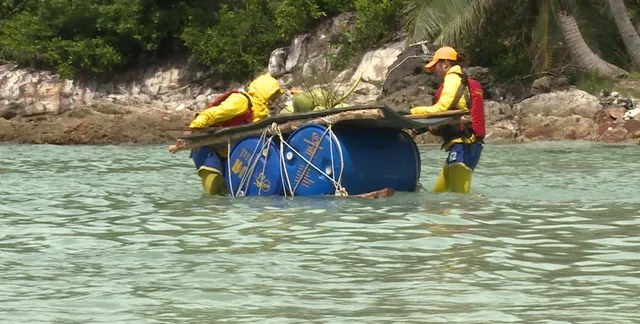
[168,108,386,153]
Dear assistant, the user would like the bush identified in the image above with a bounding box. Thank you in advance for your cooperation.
[0,0,408,80]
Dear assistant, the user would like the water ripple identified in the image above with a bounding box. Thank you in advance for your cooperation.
[1,142,639,323]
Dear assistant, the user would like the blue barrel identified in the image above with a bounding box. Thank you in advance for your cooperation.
[282,124,421,196]
[226,135,284,196]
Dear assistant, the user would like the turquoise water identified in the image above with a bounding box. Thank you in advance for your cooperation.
[1,141,639,323]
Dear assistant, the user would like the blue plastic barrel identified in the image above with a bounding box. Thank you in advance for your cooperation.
[282,124,421,196]
[226,135,284,196]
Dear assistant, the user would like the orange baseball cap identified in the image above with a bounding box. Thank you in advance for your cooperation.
[424,46,458,71]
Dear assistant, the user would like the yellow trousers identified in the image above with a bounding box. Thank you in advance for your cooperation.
[433,163,473,194]
[198,168,228,195]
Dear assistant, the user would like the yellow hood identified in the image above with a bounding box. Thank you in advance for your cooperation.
[246,74,283,121]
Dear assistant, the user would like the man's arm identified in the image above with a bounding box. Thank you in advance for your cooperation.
[189,93,250,128]
[410,73,462,115]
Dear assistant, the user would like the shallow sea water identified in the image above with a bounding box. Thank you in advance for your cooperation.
[1,141,639,323]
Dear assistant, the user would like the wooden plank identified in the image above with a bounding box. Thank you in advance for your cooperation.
[168,108,386,153]
[352,187,395,199]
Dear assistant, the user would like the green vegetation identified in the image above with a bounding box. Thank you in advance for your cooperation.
[0,0,639,85]
[0,0,401,79]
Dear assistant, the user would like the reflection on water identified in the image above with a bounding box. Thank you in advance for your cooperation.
[0,142,639,323]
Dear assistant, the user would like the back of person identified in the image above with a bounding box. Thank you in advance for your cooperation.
[431,73,486,148]
[186,73,284,195]
[407,46,486,194]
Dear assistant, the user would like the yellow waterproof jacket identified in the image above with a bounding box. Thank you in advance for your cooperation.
[410,65,469,115]
[189,74,282,128]
[410,65,476,150]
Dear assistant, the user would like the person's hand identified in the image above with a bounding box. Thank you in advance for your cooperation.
[175,129,192,148]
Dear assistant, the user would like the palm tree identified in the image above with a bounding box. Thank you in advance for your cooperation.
[557,10,627,77]
[403,0,628,78]
[607,0,640,71]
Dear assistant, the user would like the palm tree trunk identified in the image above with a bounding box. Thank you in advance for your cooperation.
[557,12,628,78]
[607,0,640,71]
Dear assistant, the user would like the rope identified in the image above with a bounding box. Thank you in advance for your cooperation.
[256,136,274,196]
[229,128,269,197]
[279,140,345,195]
[273,126,295,197]
[237,134,272,196]
[271,121,347,196]
[290,124,332,195]
[226,134,233,196]
[227,121,349,197]
[325,121,347,196]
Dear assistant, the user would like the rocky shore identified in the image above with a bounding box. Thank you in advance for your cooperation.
[1,13,639,146]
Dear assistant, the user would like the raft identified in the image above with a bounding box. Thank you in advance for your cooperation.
[169,104,468,198]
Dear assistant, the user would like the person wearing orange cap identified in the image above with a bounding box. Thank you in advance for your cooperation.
[408,46,486,194]
[179,73,285,195]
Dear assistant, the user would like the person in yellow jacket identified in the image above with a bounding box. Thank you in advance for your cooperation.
[406,46,484,194]
[184,73,284,195]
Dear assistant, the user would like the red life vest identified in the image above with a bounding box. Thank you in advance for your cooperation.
[433,72,486,139]
[202,89,254,128]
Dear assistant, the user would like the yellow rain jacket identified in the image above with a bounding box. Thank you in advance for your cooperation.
[410,65,468,115]
[409,65,476,150]
[189,74,282,128]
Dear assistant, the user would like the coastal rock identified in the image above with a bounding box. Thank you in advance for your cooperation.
[352,41,406,83]
[377,76,436,110]
[515,89,603,120]
[0,108,194,144]
[285,35,309,73]
[605,106,627,120]
[626,107,640,120]
[464,66,498,100]
[485,120,520,142]
[284,13,357,76]
[530,76,570,95]
[599,91,634,110]
[337,82,380,105]
[484,101,516,124]
[1,11,637,146]
[268,48,288,77]
[597,120,640,142]
[302,56,329,78]
[380,41,436,97]
[519,115,597,140]
[0,57,219,120]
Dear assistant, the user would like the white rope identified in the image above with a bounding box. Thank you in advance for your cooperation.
[226,134,233,196]
[273,126,295,197]
[274,121,347,196]
[236,134,271,196]
[256,136,275,196]
[289,124,333,195]
[227,122,349,197]
[230,128,269,197]
[279,141,344,192]
[324,121,347,196]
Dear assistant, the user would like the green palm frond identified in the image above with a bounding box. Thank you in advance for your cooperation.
[403,0,505,46]
[403,0,449,43]
[436,0,499,45]
[529,0,561,71]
